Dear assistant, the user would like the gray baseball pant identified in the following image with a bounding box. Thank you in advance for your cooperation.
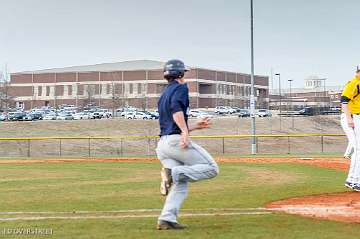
[156,134,219,223]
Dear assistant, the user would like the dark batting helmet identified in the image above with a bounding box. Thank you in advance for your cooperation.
[163,59,189,81]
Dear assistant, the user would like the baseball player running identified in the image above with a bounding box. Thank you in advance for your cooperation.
[156,59,219,230]
[341,65,360,191]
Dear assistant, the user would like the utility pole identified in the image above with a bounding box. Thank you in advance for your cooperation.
[275,73,281,131]
[249,0,257,154]
[288,79,294,129]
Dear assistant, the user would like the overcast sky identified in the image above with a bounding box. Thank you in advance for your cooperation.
[0,0,359,88]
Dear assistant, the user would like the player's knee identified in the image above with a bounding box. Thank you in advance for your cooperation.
[210,164,219,178]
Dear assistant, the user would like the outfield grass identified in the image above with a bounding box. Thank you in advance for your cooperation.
[0,161,358,238]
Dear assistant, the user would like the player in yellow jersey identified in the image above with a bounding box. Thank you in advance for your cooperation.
[341,65,360,191]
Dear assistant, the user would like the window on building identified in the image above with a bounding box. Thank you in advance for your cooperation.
[72,85,76,96]
[38,86,42,96]
[16,102,24,109]
[138,83,142,94]
[129,83,133,94]
[46,86,50,96]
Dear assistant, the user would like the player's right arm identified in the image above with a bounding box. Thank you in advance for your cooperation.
[170,85,190,148]
[342,104,354,128]
[341,80,357,128]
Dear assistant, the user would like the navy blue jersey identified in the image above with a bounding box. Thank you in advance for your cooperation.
[158,81,189,136]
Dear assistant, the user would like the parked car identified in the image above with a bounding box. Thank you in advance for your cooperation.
[257,109,272,117]
[56,113,73,120]
[0,114,6,121]
[95,109,112,118]
[298,107,315,116]
[121,109,136,117]
[30,112,43,120]
[22,113,34,121]
[125,112,136,119]
[91,112,102,119]
[238,109,250,117]
[140,111,158,119]
[73,112,90,120]
[224,106,237,114]
[189,110,202,118]
[134,112,153,120]
[147,111,159,119]
[43,113,57,120]
[215,106,228,114]
[232,107,241,113]
[197,111,216,118]
[8,112,26,121]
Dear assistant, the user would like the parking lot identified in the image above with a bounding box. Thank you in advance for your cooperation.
[0,104,276,123]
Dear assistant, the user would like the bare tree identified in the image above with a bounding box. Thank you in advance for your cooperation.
[0,71,15,111]
[111,82,123,117]
[82,85,96,108]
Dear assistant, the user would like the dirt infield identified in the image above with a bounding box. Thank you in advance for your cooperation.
[267,192,360,223]
[1,156,356,223]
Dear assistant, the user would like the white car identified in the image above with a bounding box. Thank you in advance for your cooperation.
[135,112,152,120]
[43,114,57,120]
[56,113,73,120]
[189,110,202,117]
[257,109,272,117]
[197,111,215,119]
[125,112,136,119]
[224,106,236,114]
[148,111,159,118]
[96,109,112,118]
[121,109,136,117]
[215,106,228,114]
[73,112,90,120]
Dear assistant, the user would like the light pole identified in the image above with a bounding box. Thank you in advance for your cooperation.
[275,73,281,130]
[288,79,294,128]
[323,78,327,108]
[249,0,256,154]
[317,78,327,109]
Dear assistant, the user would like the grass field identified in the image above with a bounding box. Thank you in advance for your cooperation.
[0,159,359,239]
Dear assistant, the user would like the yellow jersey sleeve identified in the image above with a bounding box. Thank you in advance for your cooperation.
[342,80,359,100]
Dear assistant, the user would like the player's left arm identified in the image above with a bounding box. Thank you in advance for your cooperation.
[188,117,211,132]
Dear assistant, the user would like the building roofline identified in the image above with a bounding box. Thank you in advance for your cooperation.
[12,59,269,78]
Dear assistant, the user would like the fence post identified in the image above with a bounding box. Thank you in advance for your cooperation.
[287,136,290,154]
[222,137,225,154]
[147,138,151,155]
[321,135,324,153]
[27,139,31,158]
[59,139,62,157]
[88,138,91,158]
[120,138,123,156]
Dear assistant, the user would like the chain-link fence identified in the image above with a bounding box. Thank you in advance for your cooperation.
[0,134,347,158]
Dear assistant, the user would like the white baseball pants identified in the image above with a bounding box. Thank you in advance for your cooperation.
[156,134,219,223]
[346,114,360,184]
[341,113,355,158]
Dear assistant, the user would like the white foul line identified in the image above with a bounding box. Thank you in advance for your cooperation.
[0,208,267,215]
[0,211,273,221]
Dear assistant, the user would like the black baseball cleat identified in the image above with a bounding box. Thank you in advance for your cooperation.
[160,168,172,196]
[352,184,360,192]
[345,181,354,189]
[157,220,187,230]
